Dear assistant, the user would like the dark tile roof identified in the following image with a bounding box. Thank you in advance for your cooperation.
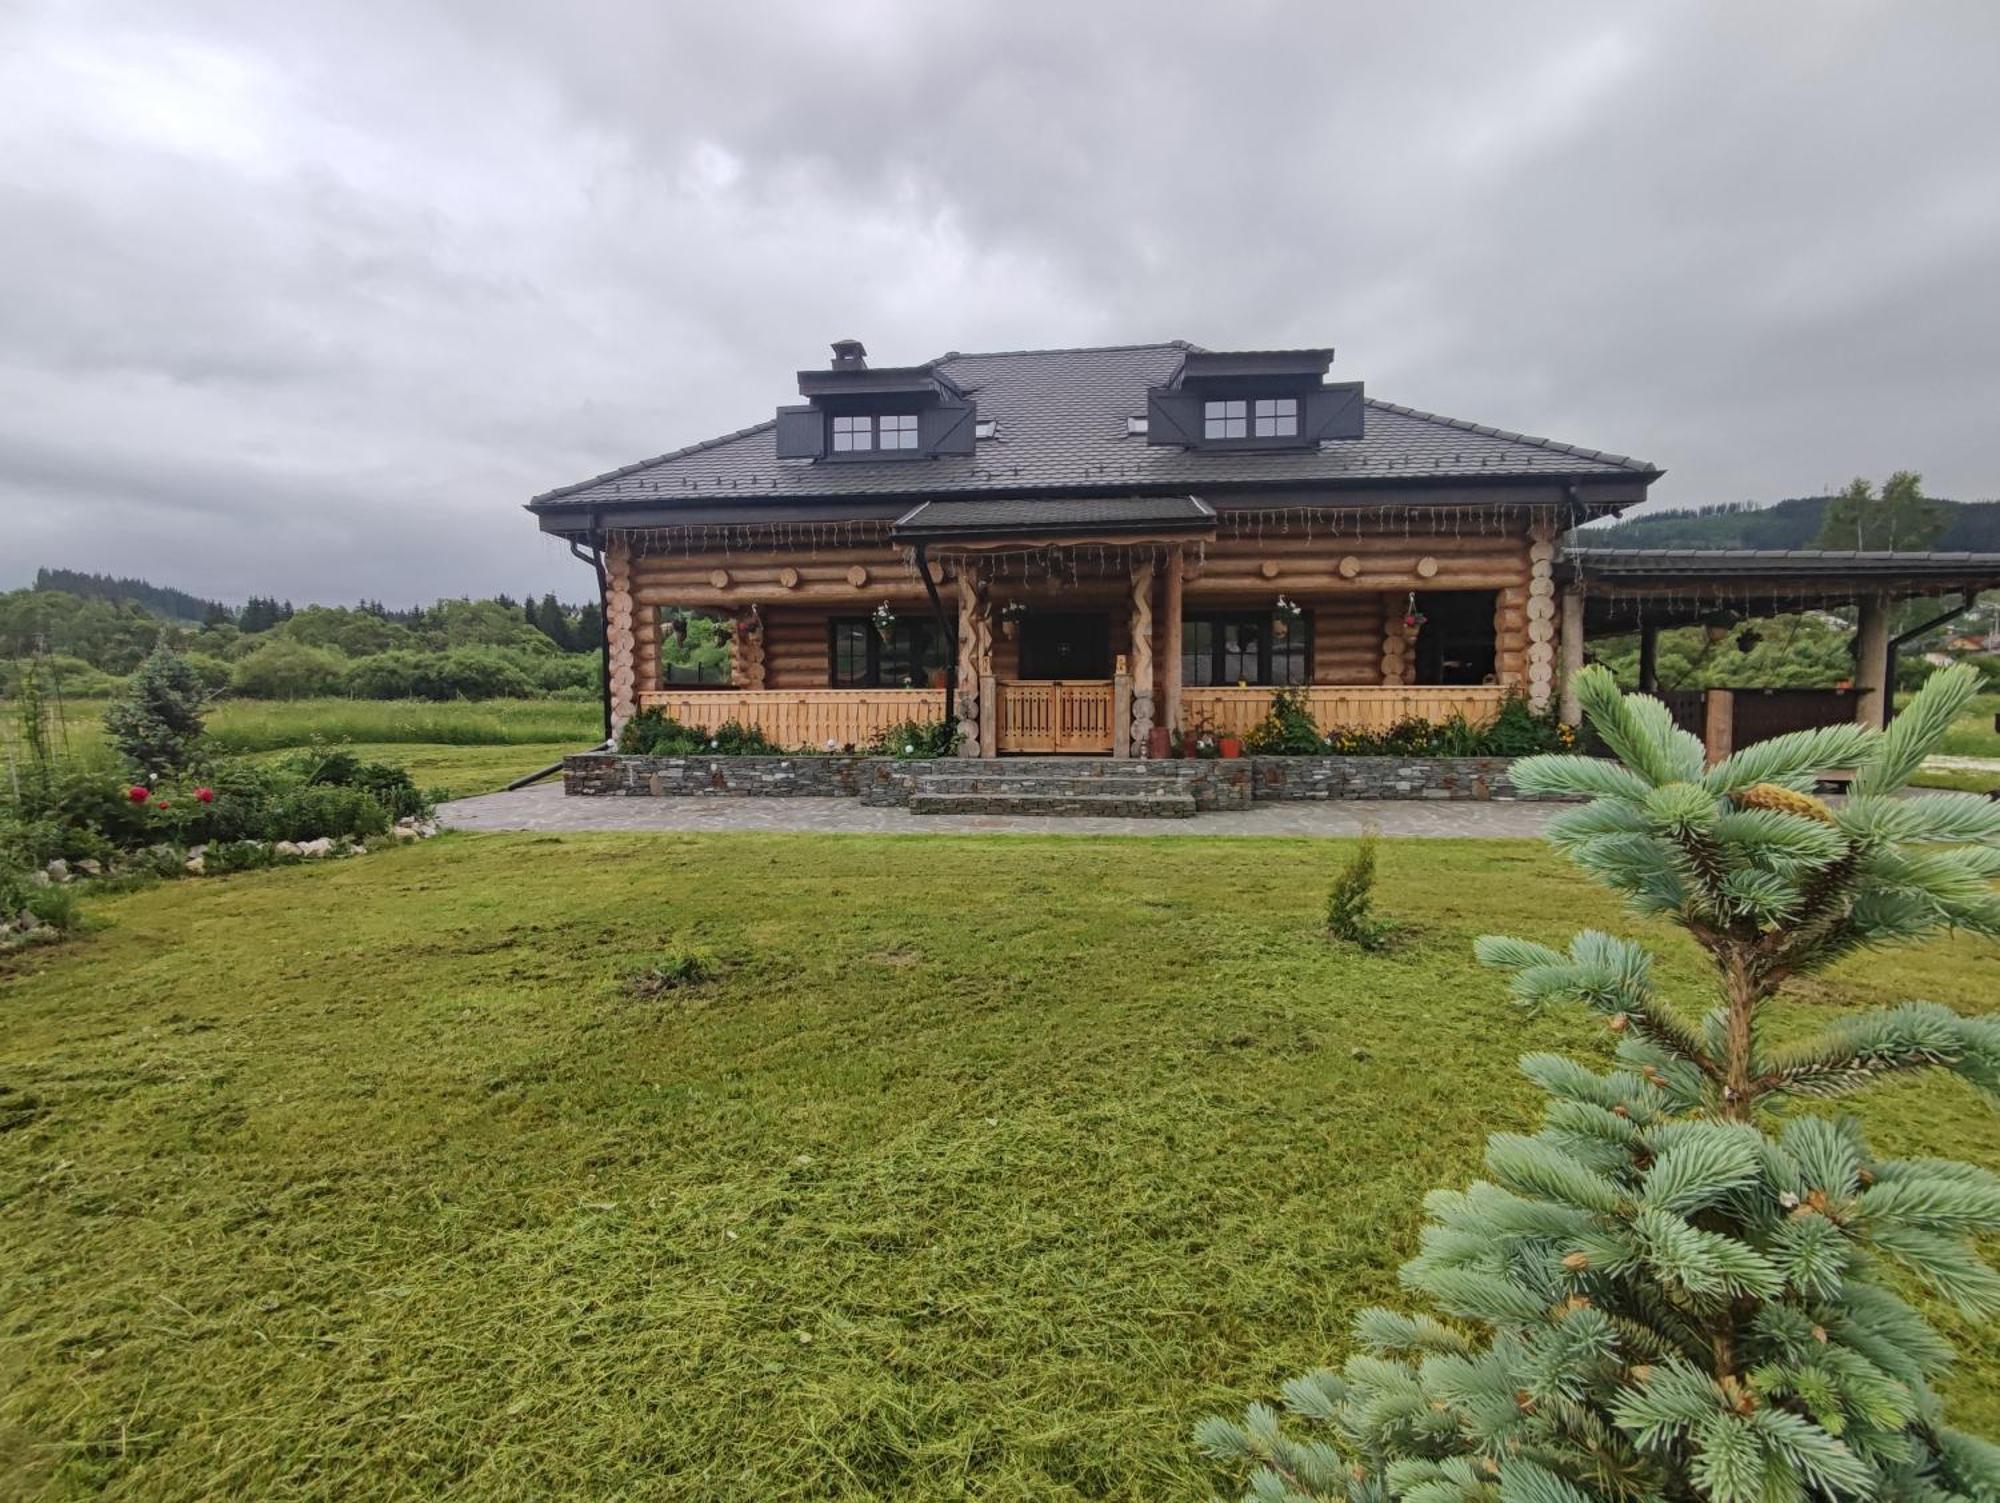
[531,341,1659,512]
[892,495,1214,540]
[1566,547,2000,580]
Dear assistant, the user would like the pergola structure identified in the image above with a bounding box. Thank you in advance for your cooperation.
[1557,547,2000,728]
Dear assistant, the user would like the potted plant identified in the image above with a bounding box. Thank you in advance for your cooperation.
[998,601,1027,640]
[1217,733,1244,759]
[872,600,896,642]
[1146,725,1171,760]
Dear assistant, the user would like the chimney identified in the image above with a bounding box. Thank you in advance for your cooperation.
[829,338,868,371]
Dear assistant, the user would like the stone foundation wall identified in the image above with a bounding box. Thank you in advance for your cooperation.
[564,753,1542,804]
[1249,755,1560,801]
[562,753,875,798]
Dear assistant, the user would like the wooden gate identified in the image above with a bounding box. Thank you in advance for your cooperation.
[998,680,1115,754]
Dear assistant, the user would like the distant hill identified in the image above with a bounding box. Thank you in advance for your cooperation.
[34,567,230,622]
[1576,496,2000,552]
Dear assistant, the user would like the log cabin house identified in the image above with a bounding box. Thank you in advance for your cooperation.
[530,339,1675,758]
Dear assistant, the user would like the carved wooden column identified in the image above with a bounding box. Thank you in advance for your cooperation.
[1525,516,1559,710]
[955,568,990,757]
[1128,554,1156,755]
[731,606,766,689]
[1161,544,1185,736]
[606,534,638,733]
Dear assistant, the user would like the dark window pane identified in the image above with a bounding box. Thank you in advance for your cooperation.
[1183,617,1214,686]
[831,620,870,686]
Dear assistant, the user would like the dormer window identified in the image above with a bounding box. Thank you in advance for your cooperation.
[1254,397,1298,438]
[1202,397,1300,441]
[830,413,921,452]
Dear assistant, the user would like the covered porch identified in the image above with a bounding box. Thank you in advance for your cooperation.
[618,492,1534,756]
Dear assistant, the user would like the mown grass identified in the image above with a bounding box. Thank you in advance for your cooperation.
[1935,692,2000,759]
[1,835,1994,1501]
[248,742,579,800]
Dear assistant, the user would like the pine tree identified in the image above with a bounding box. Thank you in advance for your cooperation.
[1199,665,2000,1503]
[104,644,210,777]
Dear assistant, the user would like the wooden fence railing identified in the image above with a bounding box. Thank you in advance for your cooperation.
[997,680,1116,754]
[634,689,945,750]
[1184,685,1510,739]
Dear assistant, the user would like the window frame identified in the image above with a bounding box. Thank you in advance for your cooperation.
[1181,609,1311,687]
[1199,390,1311,448]
[827,616,948,688]
[828,411,922,456]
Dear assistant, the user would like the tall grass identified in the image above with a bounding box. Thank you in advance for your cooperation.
[1,696,601,755]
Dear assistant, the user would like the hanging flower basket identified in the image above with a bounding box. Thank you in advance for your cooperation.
[998,601,1027,641]
[1402,592,1427,633]
[1273,594,1302,639]
[871,601,897,642]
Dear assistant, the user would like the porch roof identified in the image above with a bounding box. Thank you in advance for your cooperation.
[1561,547,2000,633]
[890,494,1216,544]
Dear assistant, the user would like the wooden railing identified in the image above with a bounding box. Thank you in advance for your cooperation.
[634,689,945,750]
[998,680,1115,754]
[1184,685,1511,739]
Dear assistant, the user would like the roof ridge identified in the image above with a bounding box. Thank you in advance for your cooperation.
[529,419,778,504]
[1364,397,1656,474]
[934,338,1197,362]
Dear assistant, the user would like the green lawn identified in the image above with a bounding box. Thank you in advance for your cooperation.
[2,835,1994,1501]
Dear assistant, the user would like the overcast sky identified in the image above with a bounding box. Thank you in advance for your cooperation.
[4,2,1997,606]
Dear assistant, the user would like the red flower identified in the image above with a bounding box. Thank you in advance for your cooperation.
[194,787,214,803]
[156,800,171,810]
[127,786,150,804]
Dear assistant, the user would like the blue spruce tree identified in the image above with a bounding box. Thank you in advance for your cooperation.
[1200,664,2000,1503]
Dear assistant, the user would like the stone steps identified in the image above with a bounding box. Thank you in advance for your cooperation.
[916,774,1188,797]
[907,789,1198,818]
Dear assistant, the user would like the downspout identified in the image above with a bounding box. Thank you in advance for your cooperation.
[1883,590,1973,727]
[569,533,612,745]
[913,541,956,726]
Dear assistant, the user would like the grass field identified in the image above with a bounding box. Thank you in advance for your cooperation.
[1,835,1994,1500]
[3,698,602,801]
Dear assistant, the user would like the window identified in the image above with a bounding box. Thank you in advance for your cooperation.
[831,414,872,452]
[1182,610,1309,687]
[1410,591,1498,686]
[657,608,730,686]
[830,412,921,453]
[829,617,948,687]
[1254,397,1298,437]
[1203,396,1302,442]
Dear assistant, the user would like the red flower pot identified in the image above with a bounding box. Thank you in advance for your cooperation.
[1218,735,1244,759]
[1146,726,1171,760]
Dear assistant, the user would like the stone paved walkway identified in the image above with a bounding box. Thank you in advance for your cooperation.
[439,783,1566,838]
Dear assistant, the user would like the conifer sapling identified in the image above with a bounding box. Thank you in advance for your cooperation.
[1199,664,2000,1503]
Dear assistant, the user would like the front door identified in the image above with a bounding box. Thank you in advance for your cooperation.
[1019,612,1111,679]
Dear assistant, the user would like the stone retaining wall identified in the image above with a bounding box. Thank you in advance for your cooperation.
[562,753,874,798]
[564,753,1542,804]
[1249,755,1556,801]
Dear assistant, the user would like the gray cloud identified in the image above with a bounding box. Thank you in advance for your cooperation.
[3,0,1996,604]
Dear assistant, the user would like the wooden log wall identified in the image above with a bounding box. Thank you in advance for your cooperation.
[1311,596,1383,686]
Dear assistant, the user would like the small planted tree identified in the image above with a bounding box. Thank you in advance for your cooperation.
[1200,664,2000,1502]
[1327,834,1391,951]
[105,645,210,778]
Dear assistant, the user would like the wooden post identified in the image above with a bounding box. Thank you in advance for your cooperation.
[1162,545,1185,736]
[954,569,989,757]
[1637,620,1659,695]
[978,672,997,758]
[1853,592,1890,728]
[1112,664,1132,759]
[1558,587,1586,725]
[1703,688,1735,765]
[1128,556,1155,755]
